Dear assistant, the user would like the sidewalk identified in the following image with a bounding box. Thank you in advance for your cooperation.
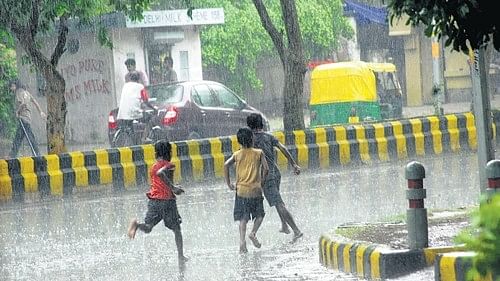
[403,99,500,118]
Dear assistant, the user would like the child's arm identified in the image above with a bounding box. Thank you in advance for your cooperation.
[276,142,301,175]
[157,166,184,195]
[224,155,236,190]
[261,151,269,180]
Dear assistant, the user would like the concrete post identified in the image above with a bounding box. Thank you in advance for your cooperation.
[486,160,500,198]
[405,161,428,249]
[470,48,495,194]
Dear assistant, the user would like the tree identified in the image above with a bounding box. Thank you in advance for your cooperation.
[457,194,500,280]
[251,0,306,130]
[189,0,352,131]
[388,0,498,52]
[0,0,151,154]
[0,43,17,138]
[196,0,352,93]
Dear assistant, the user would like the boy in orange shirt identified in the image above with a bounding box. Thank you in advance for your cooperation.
[224,127,269,253]
[127,140,188,264]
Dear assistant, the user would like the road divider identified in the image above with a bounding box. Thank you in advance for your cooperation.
[319,233,467,279]
[1,112,498,200]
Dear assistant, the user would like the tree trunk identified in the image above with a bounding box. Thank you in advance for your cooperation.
[283,54,305,131]
[12,18,68,155]
[43,68,67,154]
[280,0,305,131]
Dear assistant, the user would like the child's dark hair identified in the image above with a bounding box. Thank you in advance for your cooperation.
[247,113,263,130]
[125,58,136,66]
[237,127,253,148]
[154,140,172,161]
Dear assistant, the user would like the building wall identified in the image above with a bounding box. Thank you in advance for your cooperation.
[171,26,203,81]
[402,34,423,106]
[444,50,472,102]
[16,32,115,144]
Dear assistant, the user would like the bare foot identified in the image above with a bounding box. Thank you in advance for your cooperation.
[127,219,138,239]
[290,232,303,243]
[248,233,262,248]
[239,244,248,254]
[279,227,291,234]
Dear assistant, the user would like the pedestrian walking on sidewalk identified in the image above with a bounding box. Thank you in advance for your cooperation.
[8,79,46,158]
[224,127,269,254]
[247,113,304,243]
[127,140,188,265]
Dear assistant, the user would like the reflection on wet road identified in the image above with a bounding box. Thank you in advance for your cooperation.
[0,152,480,280]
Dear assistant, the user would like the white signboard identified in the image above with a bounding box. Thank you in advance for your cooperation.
[126,8,224,28]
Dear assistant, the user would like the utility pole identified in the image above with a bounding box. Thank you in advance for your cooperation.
[471,48,495,194]
[431,36,444,115]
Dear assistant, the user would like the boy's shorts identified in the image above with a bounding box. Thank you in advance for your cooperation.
[233,195,265,222]
[144,199,182,230]
[262,177,284,207]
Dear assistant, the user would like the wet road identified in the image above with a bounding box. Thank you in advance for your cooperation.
[0,152,480,280]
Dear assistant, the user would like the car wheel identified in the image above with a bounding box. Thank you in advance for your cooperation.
[188,131,201,140]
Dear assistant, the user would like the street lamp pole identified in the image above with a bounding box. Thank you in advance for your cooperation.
[471,48,495,194]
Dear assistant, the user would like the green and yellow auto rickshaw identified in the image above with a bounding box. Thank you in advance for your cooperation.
[309,61,403,126]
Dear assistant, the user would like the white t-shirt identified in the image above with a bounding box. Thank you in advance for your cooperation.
[117,82,148,120]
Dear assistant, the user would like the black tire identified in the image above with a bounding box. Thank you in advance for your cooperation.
[112,128,133,147]
[187,131,201,140]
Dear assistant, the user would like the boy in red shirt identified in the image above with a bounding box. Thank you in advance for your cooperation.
[127,140,188,263]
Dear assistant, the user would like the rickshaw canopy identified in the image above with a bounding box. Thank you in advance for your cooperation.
[310,61,378,105]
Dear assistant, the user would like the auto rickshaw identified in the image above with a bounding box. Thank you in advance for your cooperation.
[309,61,403,126]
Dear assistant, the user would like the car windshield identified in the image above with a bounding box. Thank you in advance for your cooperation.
[148,84,184,104]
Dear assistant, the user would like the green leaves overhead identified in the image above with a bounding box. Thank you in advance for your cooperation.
[388,0,498,52]
[192,0,352,94]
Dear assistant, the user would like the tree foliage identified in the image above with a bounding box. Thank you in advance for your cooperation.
[388,0,498,52]
[192,0,352,94]
[0,44,17,138]
[457,194,500,280]
[0,0,152,154]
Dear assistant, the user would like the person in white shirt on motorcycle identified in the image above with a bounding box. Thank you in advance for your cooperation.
[116,71,157,143]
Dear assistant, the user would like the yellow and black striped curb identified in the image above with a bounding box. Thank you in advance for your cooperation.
[319,234,467,280]
[435,252,496,281]
[0,112,498,200]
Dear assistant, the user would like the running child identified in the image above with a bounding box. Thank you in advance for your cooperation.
[247,113,303,243]
[224,127,269,254]
[127,140,188,264]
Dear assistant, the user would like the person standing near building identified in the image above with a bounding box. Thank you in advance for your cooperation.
[8,80,46,158]
[246,113,303,243]
[124,58,149,86]
[163,57,178,83]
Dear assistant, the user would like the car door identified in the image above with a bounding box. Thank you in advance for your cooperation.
[190,84,226,138]
[208,83,248,136]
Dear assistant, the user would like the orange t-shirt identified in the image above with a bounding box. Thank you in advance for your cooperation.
[147,159,175,200]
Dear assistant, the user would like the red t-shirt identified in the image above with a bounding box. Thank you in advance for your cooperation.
[146,159,175,200]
